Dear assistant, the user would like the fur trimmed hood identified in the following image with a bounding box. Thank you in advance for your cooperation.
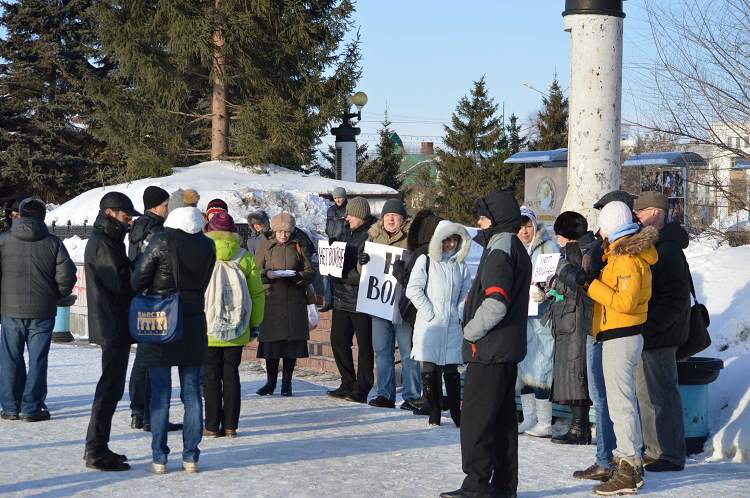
[608,225,659,259]
[164,207,204,234]
[428,220,471,263]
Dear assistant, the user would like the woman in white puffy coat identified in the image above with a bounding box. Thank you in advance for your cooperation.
[406,220,472,427]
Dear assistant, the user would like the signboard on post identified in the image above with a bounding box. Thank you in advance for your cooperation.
[317,240,347,278]
[532,253,561,284]
[356,242,407,321]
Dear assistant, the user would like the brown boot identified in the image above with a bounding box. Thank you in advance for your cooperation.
[573,463,614,481]
[592,459,643,496]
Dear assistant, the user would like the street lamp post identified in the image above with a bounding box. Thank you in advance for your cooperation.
[331,92,367,182]
[562,0,625,225]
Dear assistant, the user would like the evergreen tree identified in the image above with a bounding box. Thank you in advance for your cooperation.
[91,0,361,178]
[530,75,568,151]
[319,142,369,178]
[507,113,527,154]
[358,118,402,190]
[0,0,118,201]
[436,77,521,224]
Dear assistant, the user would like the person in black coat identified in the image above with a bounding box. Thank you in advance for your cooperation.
[441,191,532,498]
[0,198,76,421]
[327,197,376,403]
[321,187,348,311]
[131,206,215,474]
[634,192,690,472]
[83,192,141,472]
[544,211,596,445]
[126,185,171,431]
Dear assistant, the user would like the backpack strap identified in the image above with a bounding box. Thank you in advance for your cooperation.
[231,247,247,263]
[681,251,698,304]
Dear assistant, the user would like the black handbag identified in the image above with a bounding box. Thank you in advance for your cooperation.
[676,263,711,361]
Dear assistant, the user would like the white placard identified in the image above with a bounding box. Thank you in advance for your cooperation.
[528,286,539,316]
[356,242,407,320]
[317,240,347,278]
[532,253,561,283]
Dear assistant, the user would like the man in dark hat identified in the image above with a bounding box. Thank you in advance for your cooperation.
[0,198,76,422]
[83,192,140,471]
[441,191,532,498]
[634,191,689,472]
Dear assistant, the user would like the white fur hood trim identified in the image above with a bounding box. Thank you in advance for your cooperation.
[428,220,471,262]
[163,207,204,234]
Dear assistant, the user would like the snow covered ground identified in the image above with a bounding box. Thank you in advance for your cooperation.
[47,160,398,228]
[0,344,747,498]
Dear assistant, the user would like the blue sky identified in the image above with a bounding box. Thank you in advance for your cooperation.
[0,0,672,152]
[347,0,668,150]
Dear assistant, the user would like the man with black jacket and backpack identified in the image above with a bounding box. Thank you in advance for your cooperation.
[83,192,140,472]
[441,191,532,498]
[634,191,690,472]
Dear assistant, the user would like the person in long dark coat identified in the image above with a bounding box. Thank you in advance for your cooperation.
[254,212,315,396]
[544,211,596,445]
[83,192,141,472]
[131,206,216,474]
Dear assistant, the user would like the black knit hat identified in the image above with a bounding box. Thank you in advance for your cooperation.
[593,190,634,210]
[143,186,170,210]
[381,198,407,218]
[554,211,588,240]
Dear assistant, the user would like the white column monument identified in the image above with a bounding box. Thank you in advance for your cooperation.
[561,0,625,226]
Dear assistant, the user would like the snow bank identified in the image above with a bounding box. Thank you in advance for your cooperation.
[47,160,397,229]
[62,235,88,264]
[686,240,750,462]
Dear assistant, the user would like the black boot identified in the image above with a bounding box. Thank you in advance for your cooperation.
[552,405,592,445]
[281,358,295,397]
[443,370,461,428]
[422,371,442,426]
[256,359,279,396]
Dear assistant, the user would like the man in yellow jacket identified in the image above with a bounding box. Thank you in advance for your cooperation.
[557,201,658,496]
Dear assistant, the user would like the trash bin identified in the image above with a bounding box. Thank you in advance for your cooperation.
[53,295,78,343]
[677,357,724,455]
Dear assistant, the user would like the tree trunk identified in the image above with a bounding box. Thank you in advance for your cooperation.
[211,0,228,160]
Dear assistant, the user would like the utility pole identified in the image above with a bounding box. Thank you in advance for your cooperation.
[561,0,624,225]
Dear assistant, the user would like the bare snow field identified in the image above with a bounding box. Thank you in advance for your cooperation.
[0,344,747,498]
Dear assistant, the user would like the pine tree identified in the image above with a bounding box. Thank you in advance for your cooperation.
[0,0,118,202]
[91,0,361,178]
[507,113,527,154]
[530,75,568,151]
[436,77,521,224]
[358,118,402,190]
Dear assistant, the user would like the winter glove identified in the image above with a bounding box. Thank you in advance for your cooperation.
[249,327,260,340]
[547,289,565,303]
[358,252,370,265]
[531,286,546,303]
[557,263,595,288]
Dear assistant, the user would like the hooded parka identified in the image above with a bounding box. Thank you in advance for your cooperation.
[406,221,472,365]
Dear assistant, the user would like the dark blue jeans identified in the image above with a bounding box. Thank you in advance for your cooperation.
[0,317,54,416]
[149,366,202,464]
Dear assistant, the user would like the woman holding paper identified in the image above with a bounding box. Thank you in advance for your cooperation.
[516,206,559,437]
[255,212,315,396]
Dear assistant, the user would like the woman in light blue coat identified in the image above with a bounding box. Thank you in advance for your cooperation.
[516,206,559,438]
[406,220,472,427]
